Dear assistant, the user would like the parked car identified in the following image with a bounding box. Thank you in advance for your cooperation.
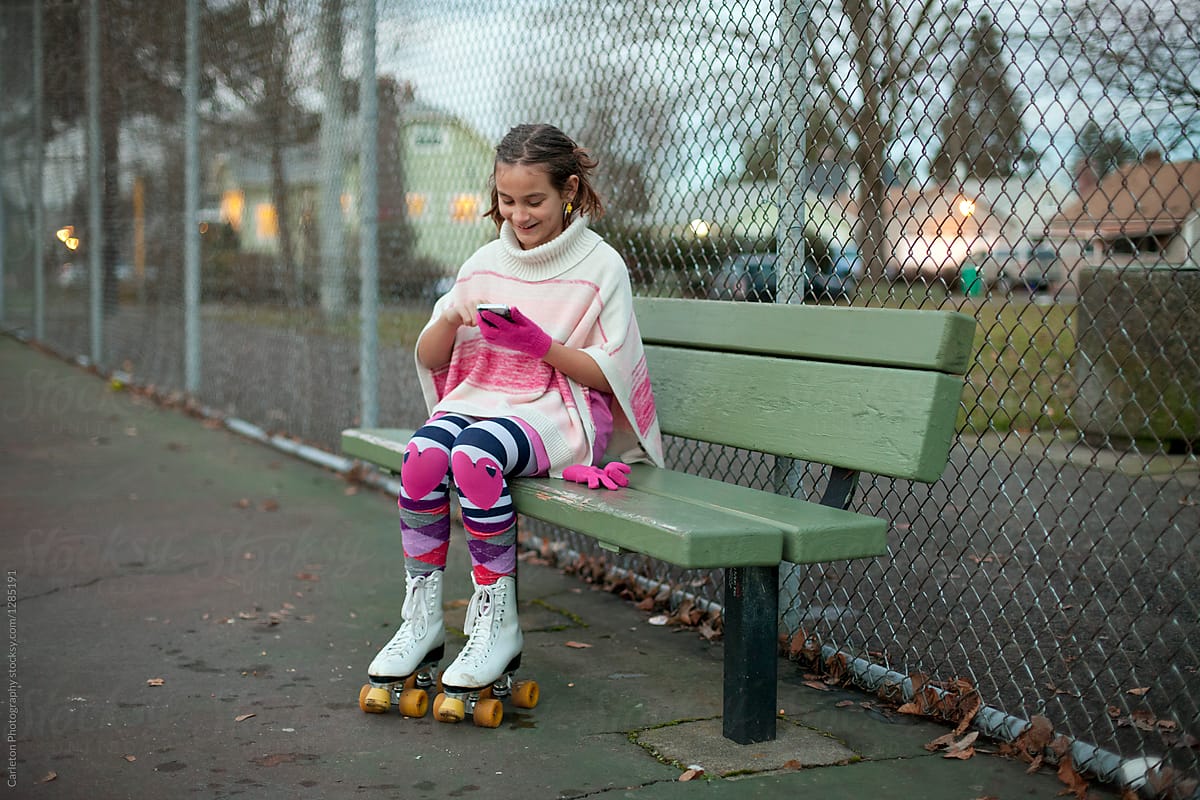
[971,246,1061,294]
[706,248,860,303]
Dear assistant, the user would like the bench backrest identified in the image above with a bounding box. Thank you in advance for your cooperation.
[634,297,976,483]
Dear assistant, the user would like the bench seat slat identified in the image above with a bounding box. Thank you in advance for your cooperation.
[508,479,782,568]
[344,428,782,568]
[343,429,886,567]
[624,465,887,564]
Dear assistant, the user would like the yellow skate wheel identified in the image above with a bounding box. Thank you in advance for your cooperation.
[360,684,391,714]
[473,697,503,728]
[511,680,539,709]
[433,693,465,723]
[398,688,429,718]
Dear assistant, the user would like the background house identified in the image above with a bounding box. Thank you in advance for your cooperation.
[398,101,496,275]
[206,92,496,300]
[1047,153,1200,287]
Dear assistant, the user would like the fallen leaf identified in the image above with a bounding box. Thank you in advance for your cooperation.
[1131,709,1157,731]
[948,731,979,753]
[835,700,856,708]
[234,498,251,509]
[122,755,137,762]
[40,772,57,783]
[235,713,256,722]
[564,641,593,649]
[1056,755,1089,799]
[802,680,830,691]
[925,732,958,752]
[1126,686,1150,696]
[782,759,804,769]
[146,678,165,687]
[295,572,320,582]
[260,499,280,512]
[943,747,975,759]
[897,702,923,715]
[679,768,703,781]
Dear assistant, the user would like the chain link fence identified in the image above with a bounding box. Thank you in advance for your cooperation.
[2,0,1197,793]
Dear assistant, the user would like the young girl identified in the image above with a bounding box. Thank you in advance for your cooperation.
[366,123,665,720]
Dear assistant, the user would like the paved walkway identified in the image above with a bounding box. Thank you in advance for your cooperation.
[1,336,1119,798]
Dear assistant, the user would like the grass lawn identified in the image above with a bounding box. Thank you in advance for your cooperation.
[958,298,1075,435]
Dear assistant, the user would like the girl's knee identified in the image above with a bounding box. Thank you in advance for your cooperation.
[450,446,505,511]
[399,440,451,503]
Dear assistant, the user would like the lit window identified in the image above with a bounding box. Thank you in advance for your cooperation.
[450,193,481,223]
[255,203,278,241]
[221,190,245,232]
[406,192,428,218]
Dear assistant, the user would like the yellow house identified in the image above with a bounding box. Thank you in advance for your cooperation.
[207,96,497,283]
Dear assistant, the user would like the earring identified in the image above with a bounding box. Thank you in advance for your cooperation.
[563,202,573,224]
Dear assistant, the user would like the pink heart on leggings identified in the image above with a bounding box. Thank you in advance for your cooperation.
[400,443,449,501]
[451,451,504,510]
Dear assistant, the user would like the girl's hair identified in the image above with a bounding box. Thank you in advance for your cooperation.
[484,123,605,227]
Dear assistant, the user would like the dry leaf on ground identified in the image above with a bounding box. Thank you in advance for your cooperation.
[564,641,592,649]
[146,677,165,687]
[1056,755,1090,799]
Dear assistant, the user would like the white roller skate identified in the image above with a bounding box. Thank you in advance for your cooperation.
[358,570,445,717]
[433,575,539,728]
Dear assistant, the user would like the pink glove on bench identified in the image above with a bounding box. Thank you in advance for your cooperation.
[562,462,632,491]
[478,306,553,359]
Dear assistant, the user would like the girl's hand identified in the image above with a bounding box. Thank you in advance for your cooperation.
[478,306,552,358]
[442,300,476,328]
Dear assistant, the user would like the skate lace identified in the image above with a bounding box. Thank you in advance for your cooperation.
[384,575,429,655]
[457,584,499,663]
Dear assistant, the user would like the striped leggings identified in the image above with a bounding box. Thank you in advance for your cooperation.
[397,414,542,585]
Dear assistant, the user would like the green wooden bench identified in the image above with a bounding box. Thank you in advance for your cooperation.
[343,297,975,744]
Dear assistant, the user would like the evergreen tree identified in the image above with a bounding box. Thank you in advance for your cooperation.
[932,14,1034,182]
[1072,119,1138,192]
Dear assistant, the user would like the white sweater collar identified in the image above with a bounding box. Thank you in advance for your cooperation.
[497,216,603,281]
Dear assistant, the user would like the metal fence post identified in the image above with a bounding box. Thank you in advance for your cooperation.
[184,0,201,393]
[86,0,102,366]
[33,0,45,342]
[775,0,808,306]
[775,0,811,631]
[358,0,379,428]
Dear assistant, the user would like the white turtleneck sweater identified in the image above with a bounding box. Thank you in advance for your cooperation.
[415,217,665,476]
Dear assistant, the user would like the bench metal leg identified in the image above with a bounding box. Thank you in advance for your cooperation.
[722,564,779,744]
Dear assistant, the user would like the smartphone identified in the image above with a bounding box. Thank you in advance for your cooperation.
[476,304,512,320]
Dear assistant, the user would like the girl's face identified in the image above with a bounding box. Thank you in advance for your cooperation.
[495,162,579,250]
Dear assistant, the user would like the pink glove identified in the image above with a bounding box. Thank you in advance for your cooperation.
[562,462,631,491]
[478,306,553,359]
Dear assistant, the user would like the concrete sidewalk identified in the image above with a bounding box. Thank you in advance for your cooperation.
[0,336,1118,799]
